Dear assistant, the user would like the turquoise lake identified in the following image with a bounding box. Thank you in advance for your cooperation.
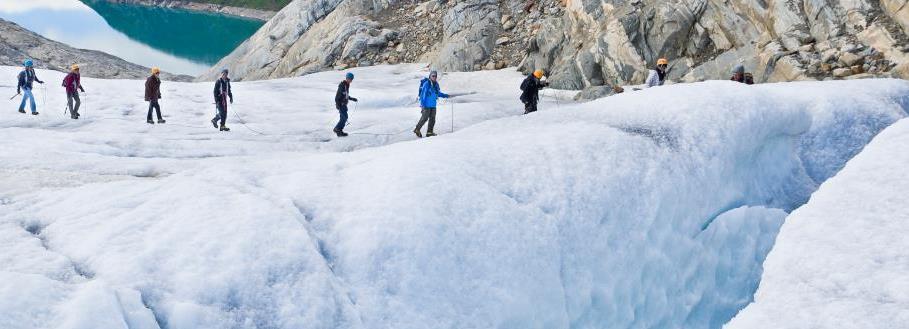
[0,0,264,75]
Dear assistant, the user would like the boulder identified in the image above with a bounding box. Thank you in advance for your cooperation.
[839,52,864,66]
[573,85,624,101]
[833,68,853,77]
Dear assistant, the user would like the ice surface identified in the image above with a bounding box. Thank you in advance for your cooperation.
[1,65,907,329]
[725,118,909,329]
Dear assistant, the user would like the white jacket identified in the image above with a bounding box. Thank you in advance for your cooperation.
[645,69,666,88]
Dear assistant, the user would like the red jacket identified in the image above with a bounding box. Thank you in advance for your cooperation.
[62,73,84,94]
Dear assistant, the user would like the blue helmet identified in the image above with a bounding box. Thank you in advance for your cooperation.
[346,72,354,80]
[24,59,33,67]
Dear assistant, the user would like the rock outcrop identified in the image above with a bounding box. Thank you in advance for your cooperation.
[522,0,909,89]
[0,19,192,81]
[201,0,561,81]
[203,0,909,88]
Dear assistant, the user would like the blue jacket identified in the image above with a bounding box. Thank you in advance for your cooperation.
[419,78,449,109]
[17,69,42,92]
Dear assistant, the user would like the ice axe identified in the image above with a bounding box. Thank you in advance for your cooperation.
[9,93,20,100]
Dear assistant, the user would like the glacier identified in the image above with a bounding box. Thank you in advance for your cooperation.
[726,118,909,328]
[0,64,907,329]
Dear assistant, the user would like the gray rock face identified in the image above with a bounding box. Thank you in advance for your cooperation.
[434,0,500,72]
[0,18,192,81]
[522,0,909,88]
[200,0,554,81]
[204,0,909,87]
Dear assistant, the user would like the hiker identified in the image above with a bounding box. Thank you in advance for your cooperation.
[16,59,44,115]
[145,67,165,124]
[62,64,85,119]
[333,72,358,137]
[645,58,669,88]
[414,70,450,137]
[519,69,548,115]
[212,69,233,131]
[730,64,754,85]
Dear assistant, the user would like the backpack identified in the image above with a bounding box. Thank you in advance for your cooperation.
[418,78,429,100]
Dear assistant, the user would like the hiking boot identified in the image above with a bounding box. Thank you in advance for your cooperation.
[18,109,25,114]
[211,118,219,129]
[413,129,423,138]
[220,124,230,132]
[335,130,348,137]
[157,119,166,124]
[426,132,437,137]
[147,119,155,124]
[31,112,39,116]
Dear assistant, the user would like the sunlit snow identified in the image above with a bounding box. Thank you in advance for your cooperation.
[1,64,907,329]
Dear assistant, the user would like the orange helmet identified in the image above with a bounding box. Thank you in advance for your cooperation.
[533,70,544,79]
[656,58,669,65]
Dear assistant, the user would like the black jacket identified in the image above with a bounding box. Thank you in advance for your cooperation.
[730,73,754,85]
[335,81,356,108]
[17,68,43,93]
[214,78,232,102]
[520,74,547,103]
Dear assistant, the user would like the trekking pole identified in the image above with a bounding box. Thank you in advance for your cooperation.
[450,100,454,133]
[8,93,19,101]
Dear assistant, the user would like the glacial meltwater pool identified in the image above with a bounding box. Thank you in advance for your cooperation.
[0,0,264,75]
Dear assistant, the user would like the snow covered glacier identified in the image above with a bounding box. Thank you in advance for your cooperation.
[726,119,909,329]
[0,65,907,329]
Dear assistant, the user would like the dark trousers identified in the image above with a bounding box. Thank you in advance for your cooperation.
[523,100,538,114]
[415,107,437,133]
[213,98,227,126]
[335,105,348,131]
[147,100,162,121]
[67,92,81,116]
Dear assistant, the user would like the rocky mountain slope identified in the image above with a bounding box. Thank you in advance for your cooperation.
[203,0,909,93]
[0,19,192,81]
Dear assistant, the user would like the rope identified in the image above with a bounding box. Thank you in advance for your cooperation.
[231,108,267,135]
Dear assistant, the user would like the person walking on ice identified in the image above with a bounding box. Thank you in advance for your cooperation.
[414,70,449,138]
[333,72,358,137]
[145,67,165,124]
[645,58,669,88]
[520,69,548,115]
[63,64,85,119]
[212,69,233,131]
[16,59,44,115]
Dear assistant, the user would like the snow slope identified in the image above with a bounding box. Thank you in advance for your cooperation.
[725,118,909,329]
[0,65,907,329]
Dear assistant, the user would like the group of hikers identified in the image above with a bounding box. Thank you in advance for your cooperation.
[646,58,754,87]
[15,60,85,118]
[13,57,753,137]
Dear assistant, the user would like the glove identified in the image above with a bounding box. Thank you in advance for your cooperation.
[229,96,234,104]
[350,97,358,102]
